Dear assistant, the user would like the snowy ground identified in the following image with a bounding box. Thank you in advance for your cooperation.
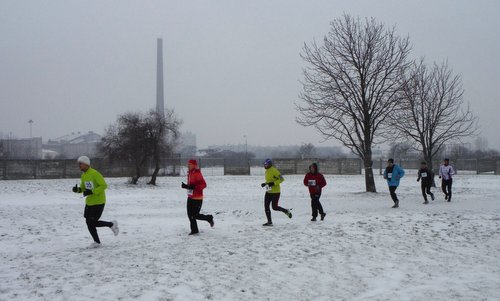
[0,173,499,301]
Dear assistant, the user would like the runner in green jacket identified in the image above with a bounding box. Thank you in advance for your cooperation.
[72,156,119,248]
[261,159,292,226]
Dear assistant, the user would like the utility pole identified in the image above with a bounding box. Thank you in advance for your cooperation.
[243,135,249,174]
[243,135,248,159]
[28,119,33,138]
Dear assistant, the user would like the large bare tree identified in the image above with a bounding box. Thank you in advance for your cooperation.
[394,60,478,172]
[100,109,180,184]
[147,109,181,185]
[297,15,411,192]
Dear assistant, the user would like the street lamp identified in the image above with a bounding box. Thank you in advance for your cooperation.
[28,119,33,138]
[243,135,249,172]
[243,135,248,158]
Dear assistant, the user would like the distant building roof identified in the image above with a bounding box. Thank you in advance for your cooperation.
[48,131,102,144]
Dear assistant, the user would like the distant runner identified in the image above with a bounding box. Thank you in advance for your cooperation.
[417,161,435,204]
[181,159,214,235]
[383,158,405,208]
[261,159,292,226]
[72,156,118,248]
[439,158,455,202]
[303,163,327,221]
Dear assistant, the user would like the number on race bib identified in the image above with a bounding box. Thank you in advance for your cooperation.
[421,172,427,178]
[308,180,317,187]
[85,181,94,190]
[387,173,392,179]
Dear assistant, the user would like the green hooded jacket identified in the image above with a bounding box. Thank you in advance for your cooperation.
[265,166,284,194]
[80,167,107,206]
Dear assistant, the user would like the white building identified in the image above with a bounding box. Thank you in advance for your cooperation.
[45,131,102,159]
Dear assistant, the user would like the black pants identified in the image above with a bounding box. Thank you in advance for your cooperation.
[389,186,399,204]
[421,184,434,202]
[264,193,287,223]
[84,204,113,244]
[441,179,452,200]
[186,198,212,234]
[310,194,324,218]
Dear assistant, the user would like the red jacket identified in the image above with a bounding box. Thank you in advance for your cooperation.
[303,172,327,195]
[187,168,207,200]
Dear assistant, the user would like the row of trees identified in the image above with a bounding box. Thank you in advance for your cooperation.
[389,138,500,162]
[99,109,181,185]
[297,15,477,192]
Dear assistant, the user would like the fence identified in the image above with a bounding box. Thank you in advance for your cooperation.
[377,158,500,175]
[0,157,182,180]
[271,158,362,175]
[193,158,363,176]
[0,157,364,180]
[4,157,497,180]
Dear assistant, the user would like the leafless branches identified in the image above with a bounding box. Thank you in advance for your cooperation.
[296,15,411,192]
[100,109,181,184]
[394,59,478,170]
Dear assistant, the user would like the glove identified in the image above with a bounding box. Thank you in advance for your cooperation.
[439,176,442,179]
[417,178,420,182]
[83,189,93,196]
[182,182,195,190]
[261,183,266,188]
[267,182,275,187]
[72,184,81,193]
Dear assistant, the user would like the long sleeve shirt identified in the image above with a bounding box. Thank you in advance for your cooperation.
[439,165,455,180]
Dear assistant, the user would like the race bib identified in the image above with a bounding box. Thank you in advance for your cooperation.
[308,180,317,187]
[266,185,272,191]
[421,172,428,178]
[84,181,94,190]
[387,173,392,179]
[187,189,194,196]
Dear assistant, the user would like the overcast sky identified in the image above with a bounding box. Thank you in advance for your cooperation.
[1,0,499,149]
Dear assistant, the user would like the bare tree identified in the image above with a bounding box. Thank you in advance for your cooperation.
[474,136,488,152]
[297,15,411,192]
[298,143,316,159]
[147,109,181,185]
[100,112,149,184]
[388,142,414,161]
[100,109,181,185]
[394,60,478,172]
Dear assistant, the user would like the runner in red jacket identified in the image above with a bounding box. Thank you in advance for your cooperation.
[303,163,327,221]
[181,159,214,235]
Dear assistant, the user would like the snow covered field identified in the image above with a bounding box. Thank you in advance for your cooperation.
[1,173,499,301]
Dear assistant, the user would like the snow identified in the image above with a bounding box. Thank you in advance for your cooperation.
[1,173,499,301]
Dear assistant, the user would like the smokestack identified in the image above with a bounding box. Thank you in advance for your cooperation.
[156,38,165,117]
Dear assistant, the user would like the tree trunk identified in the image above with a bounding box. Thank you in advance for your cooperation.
[131,165,141,184]
[423,150,436,188]
[148,156,160,185]
[363,156,377,192]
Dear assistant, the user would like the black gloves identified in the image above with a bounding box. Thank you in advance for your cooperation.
[181,182,195,190]
[261,183,266,188]
[83,189,93,196]
[72,184,81,193]
[261,182,274,187]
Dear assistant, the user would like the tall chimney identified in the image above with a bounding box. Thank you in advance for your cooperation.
[156,38,165,117]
